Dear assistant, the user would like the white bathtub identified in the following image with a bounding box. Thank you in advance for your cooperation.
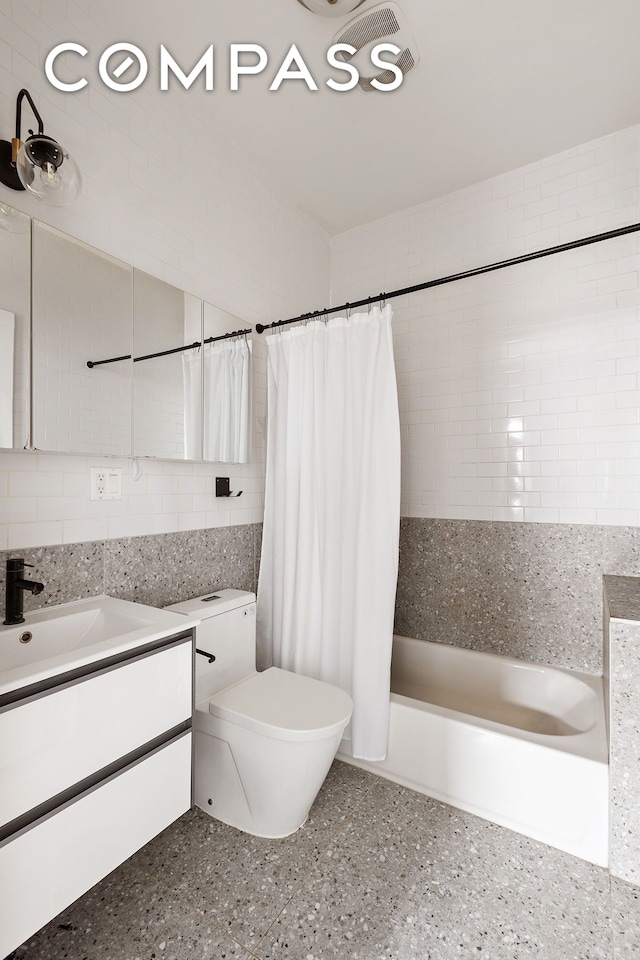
[339,635,609,866]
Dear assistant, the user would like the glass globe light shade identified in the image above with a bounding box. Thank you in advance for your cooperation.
[15,135,81,206]
[295,0,366,16]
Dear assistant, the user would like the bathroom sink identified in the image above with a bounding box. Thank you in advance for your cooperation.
[0,595,200,697]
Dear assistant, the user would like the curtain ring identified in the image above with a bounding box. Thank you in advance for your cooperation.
[380,292,386,308]
[345,302,351,319]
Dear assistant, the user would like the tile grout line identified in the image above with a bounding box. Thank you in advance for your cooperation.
[141,865,263,958]
[144,777,380,958]
[132,770,377,959]
[252,774,381,952]
[608,872,615,960]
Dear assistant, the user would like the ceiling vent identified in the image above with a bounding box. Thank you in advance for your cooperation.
[333,2,419,91]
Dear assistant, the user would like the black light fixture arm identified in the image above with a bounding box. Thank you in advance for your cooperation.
[15,88,45,143]
[0,87,48,192]
[5,89,47,173]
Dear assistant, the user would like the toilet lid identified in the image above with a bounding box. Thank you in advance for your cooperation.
[207,667,353,742]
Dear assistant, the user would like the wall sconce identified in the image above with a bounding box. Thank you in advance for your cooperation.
[0,88,81,205]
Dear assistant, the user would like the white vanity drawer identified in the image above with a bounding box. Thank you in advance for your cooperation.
[0,639,192,829]
[0,732,191,960]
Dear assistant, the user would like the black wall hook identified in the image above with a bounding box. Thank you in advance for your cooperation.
[215,477,243,498]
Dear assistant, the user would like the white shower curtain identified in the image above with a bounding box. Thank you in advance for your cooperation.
[257,305,401,760]
[183,337,251,462]
[203,338,251,463]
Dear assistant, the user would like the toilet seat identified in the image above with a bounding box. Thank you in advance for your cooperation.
[206,667,352,742]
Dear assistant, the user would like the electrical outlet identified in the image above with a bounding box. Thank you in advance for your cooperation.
[90,467,122,501]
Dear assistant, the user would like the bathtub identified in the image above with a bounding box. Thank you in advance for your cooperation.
[338,636,608,866]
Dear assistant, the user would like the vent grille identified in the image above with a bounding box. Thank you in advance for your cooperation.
[338,7,400,55]
[358,47,415,91]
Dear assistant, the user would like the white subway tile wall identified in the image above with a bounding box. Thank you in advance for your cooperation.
[331,126,640,524]
[0,0,330,550]
[4,0,640,545]
[0,450,264,550]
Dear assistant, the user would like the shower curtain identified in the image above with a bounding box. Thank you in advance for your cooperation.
[183,337,251,462]
[256,305,401,761]
[203,338,251,463]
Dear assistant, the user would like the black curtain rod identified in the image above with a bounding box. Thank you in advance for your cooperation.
[254,222,640,335]
[86,328,251,368]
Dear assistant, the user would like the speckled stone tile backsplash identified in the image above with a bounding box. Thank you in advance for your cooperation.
[0,524,262,616]
[6,518,639,675]
[103,525,257,607]
[609,615,640,886]
[395,518,640,675]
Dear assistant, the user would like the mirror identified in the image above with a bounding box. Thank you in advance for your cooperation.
[131,273,252,462]
[132,269,203,461]
[32,222,133,456]
[0,203,31,450]
[17,217,253,463]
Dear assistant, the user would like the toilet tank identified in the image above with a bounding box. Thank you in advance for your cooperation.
[165,589,256,703]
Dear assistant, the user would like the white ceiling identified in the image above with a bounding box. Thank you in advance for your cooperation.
[100,0,640,235]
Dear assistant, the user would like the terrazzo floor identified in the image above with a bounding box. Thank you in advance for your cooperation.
[13,761,640,960]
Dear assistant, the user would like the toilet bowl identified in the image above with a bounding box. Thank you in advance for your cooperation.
[166,589,353,838]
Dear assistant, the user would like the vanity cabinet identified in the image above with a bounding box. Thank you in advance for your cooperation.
[0,630,194,958]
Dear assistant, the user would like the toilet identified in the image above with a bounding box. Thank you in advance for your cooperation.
[166,589,353,838]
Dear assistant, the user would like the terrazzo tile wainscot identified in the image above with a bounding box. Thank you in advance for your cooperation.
[609,616,640,885]
[604,574,640,621]
[395,518,469,650]
[258,777,612,960]
[395,518,640,674]
[602,526,640,580]
[253,522,263,594]
[103,524,258,607]
[465,521,605,671]
[0,541,105,611]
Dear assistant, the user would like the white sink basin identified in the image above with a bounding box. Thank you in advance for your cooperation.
[0,596,200,697]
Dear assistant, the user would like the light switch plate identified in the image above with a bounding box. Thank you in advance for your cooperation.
[90,467,122,501]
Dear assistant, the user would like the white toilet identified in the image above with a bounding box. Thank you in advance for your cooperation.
[166,589,353,838]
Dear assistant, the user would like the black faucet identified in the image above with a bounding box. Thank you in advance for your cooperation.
[4,558,45,625]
